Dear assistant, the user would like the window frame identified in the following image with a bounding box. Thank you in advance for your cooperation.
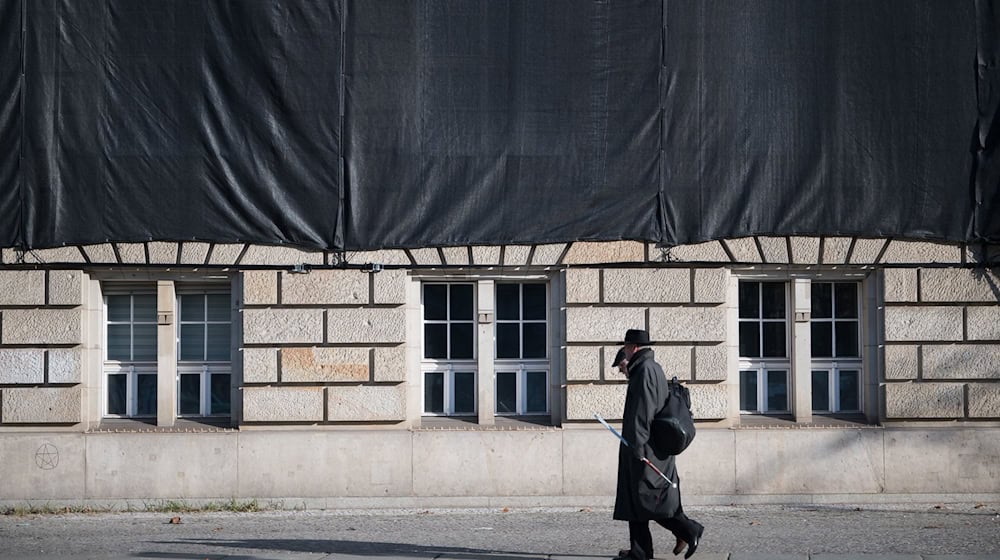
[493,281,550,416]
[738,280,791,415]
[421,282,478,417]
[175,290,234,418]
[102,290,159,419]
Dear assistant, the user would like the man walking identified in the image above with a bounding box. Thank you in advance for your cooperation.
[613,329,704,559]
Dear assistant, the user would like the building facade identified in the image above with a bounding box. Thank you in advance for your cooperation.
[1,237,998,508]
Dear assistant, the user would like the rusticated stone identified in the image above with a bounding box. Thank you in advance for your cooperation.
[441,247,470,265]
[147,241,179,264]
[282,347,369,382]
[789,237,820,264]
[327,308,406,344]
[693,268,727,304]
[179,242,210,265]
[81,243,117,264]
[758,237,789,263]
[849,238,888,264]
[822,237,852,264]
[282,270,368,305]
[565,307,645,342]
[373,345,407,382]
[921,268,1000,303]
[658,345,693,380]
[884,382,964,419]
[242,387,323,422]
[922,344,1000,379]
[722,238,760,263]
[883,269,918,303]
[883,307,962,342]
[48,270,83,306]
[471,246,501,265]
[3,246,84,264]
[967,383,1000,418]
[603,268,689,303]
[649,306,726,342]
[0,270,45,306]
[242,347,278,383]
[346,249,412,266]
[48,348,82,384]
[209,244,246,265]
[884,345,919,380]
[694,344,729,381]
[1,309,81,345]
[372,269,407,305]
[882,240,962,264]
[243,308,324,344]
[688,383,728,420]
[327,385,405,422]
[967,306,1000,341]
[503,245,531,265]
[409,248,441,265]
[566,346,601,381]
[565,383,626,420]
[664,241,730,263]
[238,245,322,266]
[565,268,599,304]
[1,387,81,423]
[531,244,567,265]
[242,271,278,305]
[563,241,645,265]
[116,243,146,264]
[0,349,45,384]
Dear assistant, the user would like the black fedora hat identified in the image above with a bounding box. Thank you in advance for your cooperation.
[623,329,651,346]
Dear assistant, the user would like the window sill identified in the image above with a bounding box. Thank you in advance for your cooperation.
[735,414,877,429]
[415,415,557,430]
[90,418,236,433]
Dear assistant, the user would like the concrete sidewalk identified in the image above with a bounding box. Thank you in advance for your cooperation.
[1,504,998,559]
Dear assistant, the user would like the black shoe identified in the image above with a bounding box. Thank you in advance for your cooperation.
[683,523,703,559]
[615,548,651,560]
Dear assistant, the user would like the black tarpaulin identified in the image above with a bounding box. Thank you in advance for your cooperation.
[18,0,342,250]
[1,0,998,251]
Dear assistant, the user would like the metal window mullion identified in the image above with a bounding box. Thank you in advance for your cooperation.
[202,365,210,416]
[445,363,454,415]
[202,297,209,362]
[517,363,525,415]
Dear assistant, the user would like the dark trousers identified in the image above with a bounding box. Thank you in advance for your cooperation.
[627,505,698,560]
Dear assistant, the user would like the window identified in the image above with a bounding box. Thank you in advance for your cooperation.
[422,283,477,415]
[495,283,548,415]
[738,281,789,414]
[177,293,232,417]
[104,292,158,417]
[810,282,861,413]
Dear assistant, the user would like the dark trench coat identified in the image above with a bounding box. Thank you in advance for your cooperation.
[612,348,682,521]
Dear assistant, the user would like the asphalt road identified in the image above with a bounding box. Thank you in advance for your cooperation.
[1,503,998,559]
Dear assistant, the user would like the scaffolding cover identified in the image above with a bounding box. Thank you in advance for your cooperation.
[0,0,996,251]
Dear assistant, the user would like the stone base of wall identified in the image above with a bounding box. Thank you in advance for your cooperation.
[1,427,997,506]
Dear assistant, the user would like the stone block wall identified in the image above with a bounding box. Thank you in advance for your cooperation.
[563,266,730,422]
[883,267,1000,420]
[0,270,84,424]
[241,269,408,423]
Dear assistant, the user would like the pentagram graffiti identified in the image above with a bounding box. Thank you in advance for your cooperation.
[35,443,59,470]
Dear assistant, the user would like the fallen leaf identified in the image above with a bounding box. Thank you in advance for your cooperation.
[501,507,510,513]
[169,516,181,525]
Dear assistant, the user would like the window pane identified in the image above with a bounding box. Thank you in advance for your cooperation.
[180,294,204,322]
[812,370,830,412]
[107,374,127,415]
[179,374,201,415]
[835,322,859,357]
[526,371,547,413]
[450,284,474,320]
[739,322,760,358]
[811,283,832,318]
[179,324,205,361]
[450,323,474,359]
[762,322,786,358]
[210,373,231,415]
[136,374,158,416]
[107,324,132,361]
[454,371,476,414]
[522,323,547,359]
[107,295,132,322]
[766,370,788,412]
[496,284,520,320]
[839,370,860,411]
[424,324,447,359]
[496,372,517,414]
[740,370,758,411]
[811,322,833,358]
[206,324,231,361]
[133,294,157,322]
[522,284,546,320]
[496,323,520,359]
[424,285,447,320]
[206,294,230,321]
[834,283,859,319]
[738,282,759,319]
[133,324,158,361]
[761,282,786,319]
[424,372,444,413]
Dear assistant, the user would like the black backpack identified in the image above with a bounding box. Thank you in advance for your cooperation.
[651,377,696,456]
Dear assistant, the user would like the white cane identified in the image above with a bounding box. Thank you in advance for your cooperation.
[595,413,676,487]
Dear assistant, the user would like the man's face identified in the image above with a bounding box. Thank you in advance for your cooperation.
[623,343,638,360]
[616,359,629,376]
